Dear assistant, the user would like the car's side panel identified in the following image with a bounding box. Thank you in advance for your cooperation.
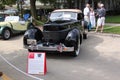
[0,22,12,35]
[0,22,12,28]
[11,21,28,31]
[0,26,12,35]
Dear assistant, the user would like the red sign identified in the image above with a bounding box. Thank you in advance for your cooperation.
[29,53,34,59]
[27,52,47,75]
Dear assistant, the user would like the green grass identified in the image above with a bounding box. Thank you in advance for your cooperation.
[92,26,120,34]
[104,26,120,34]
[106,15,120,23]
[104,25,110,28]
[92,25,110,30]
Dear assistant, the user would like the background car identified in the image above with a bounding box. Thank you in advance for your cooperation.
[23,9,87,57]
[0,16,29,40]
[0,16,4,22]
[0,12,7,22]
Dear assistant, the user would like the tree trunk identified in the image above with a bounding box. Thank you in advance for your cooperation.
[30,0,37,20]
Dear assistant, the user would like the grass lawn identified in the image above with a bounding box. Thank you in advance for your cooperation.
[104,26,120,34]
[106,15,120,23]
[92,26,120,34]
[92,25,110,30]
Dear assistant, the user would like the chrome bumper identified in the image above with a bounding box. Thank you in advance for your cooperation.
[25,43,74,52]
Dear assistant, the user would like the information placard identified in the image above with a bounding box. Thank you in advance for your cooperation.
[27,52,47,75]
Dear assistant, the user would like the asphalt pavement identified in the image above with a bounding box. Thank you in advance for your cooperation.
[0,33,120,80]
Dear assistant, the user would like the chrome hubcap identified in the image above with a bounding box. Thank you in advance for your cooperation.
[4,30,10,39]
[75,39,80,56]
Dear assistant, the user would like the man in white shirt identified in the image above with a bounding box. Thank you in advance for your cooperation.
[83,3,90,31]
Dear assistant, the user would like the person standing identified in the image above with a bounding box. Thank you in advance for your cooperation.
[83,3,90,31]
[23,13,30,21]
[95,4,106,33]
[89,8,96,28]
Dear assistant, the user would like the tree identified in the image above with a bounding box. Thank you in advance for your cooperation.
[30,0,38,20]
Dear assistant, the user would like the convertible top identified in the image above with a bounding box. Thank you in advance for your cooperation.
[53,9,82,13]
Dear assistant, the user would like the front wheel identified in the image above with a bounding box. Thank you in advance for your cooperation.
[2,28,11,40]
[72,37,81,57]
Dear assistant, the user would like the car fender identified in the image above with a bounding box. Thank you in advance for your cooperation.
[23,24,43,46]
[64,28,80,47]
[0,26,12,35]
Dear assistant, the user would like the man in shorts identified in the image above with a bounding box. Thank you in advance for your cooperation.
[83,3,90,31]
[95,4,106,33]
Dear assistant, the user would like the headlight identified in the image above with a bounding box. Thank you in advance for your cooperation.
[67,32,72,37]
[27,39,37,45]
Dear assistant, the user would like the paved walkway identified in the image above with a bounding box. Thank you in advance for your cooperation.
[89,31,120,38]
[106,23,120,27]
[104,23,120,30]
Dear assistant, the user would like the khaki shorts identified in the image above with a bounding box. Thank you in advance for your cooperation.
[97,17,105,26]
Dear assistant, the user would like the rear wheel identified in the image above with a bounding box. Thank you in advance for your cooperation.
[2,28,11,40]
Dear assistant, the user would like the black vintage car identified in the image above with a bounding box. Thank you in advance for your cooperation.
[23,9,87,57]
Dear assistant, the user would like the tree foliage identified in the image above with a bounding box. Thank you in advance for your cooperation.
[0,0,16,5]
[29,0,56,20]
[0,0,16,9]
[30,0,54,20]
[38,0,56,5]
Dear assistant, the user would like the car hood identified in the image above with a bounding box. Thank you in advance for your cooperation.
[0,22,9,27]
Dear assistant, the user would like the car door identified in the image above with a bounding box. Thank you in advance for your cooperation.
[12,19,28,31]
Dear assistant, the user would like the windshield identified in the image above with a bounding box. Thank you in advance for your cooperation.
[5,16,19,22]
[50,11,77,21]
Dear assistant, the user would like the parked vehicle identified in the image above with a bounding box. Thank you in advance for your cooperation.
[0,16,28,40]
[23,9,87,57]
[0,12,7,22]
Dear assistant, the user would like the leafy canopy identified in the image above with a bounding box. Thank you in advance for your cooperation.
[38,0,56,5]
[0,0,16,5]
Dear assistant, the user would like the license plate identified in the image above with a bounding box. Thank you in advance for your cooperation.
[57,43,63,52]
[27,39,37,45]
